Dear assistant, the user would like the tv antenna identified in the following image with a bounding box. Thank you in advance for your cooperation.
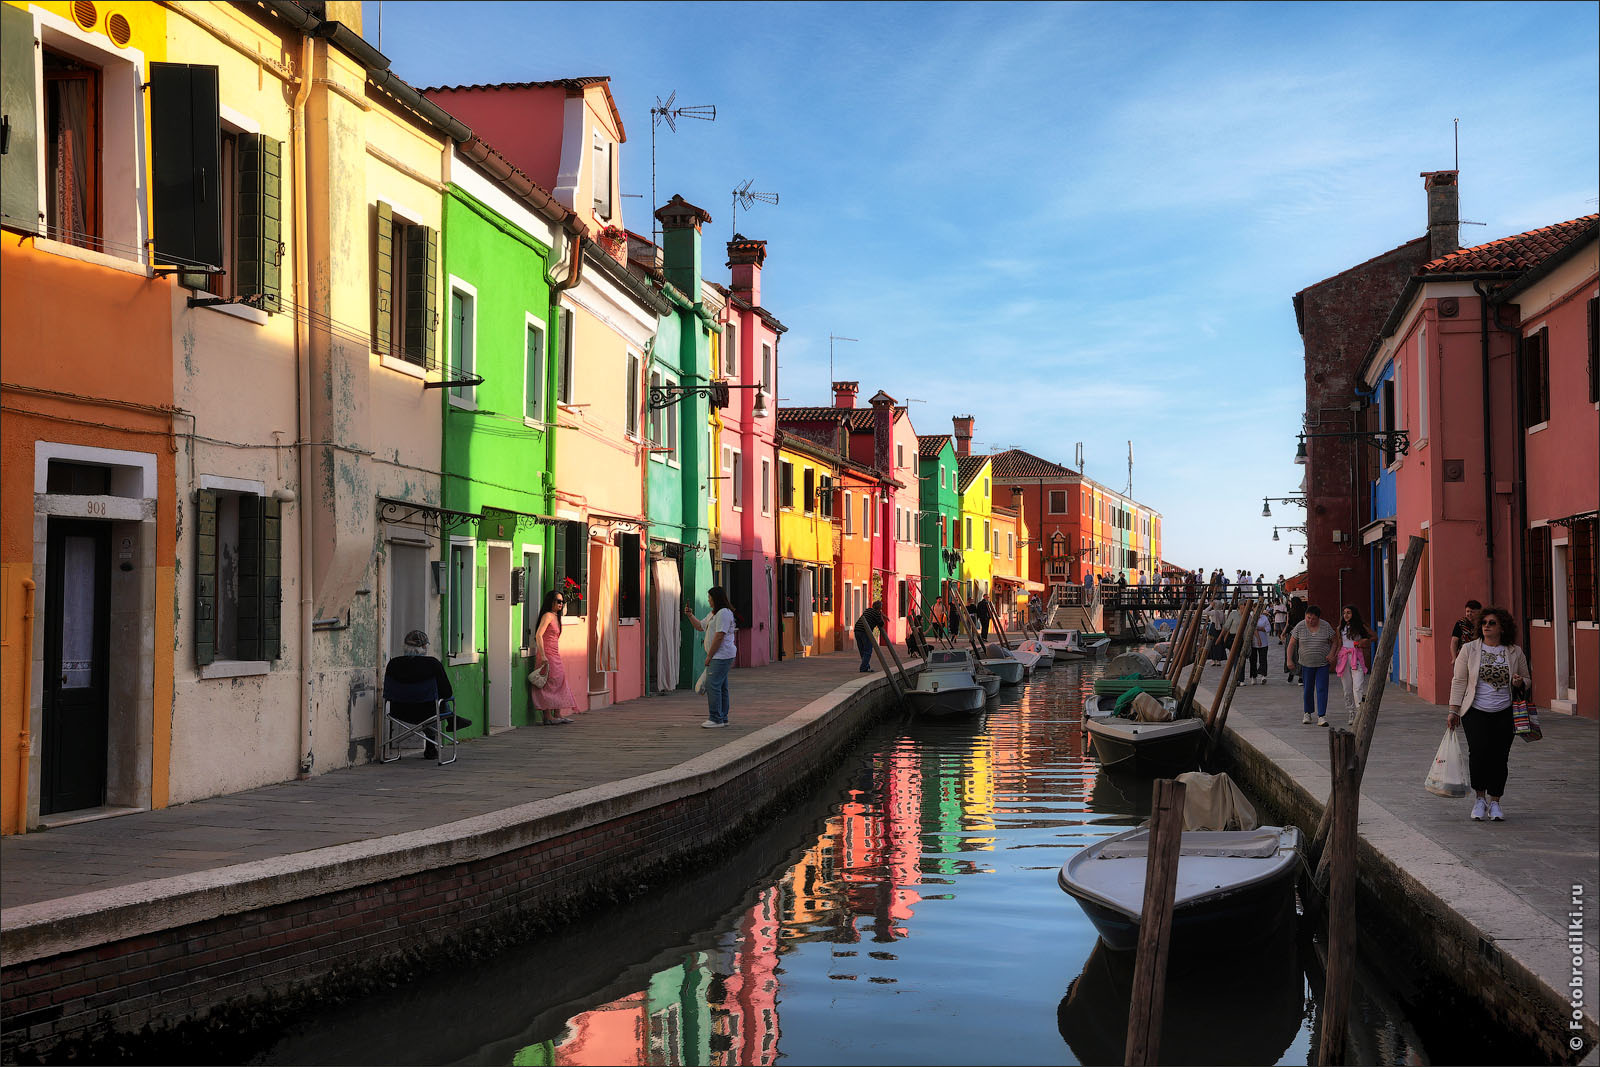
[1125,441,1134,497]
[1074,442,1084,471]
[828,333,858,390]
[731,179,779,238]
[649,91,716,242]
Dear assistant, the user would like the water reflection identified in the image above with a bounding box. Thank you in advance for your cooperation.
[255,662,1498,1067]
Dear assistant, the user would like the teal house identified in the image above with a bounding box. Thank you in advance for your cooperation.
[917,434,961,608]
[437,144,584,734]
[643,196,717,690]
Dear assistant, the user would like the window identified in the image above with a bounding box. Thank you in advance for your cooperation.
[448,283,476,404]
[448,539,474,657]
[898,579,908,617]
[731,450,744,509]
[1589,297,1598,405]
[525,319,546,422]
[819,565,833,613]
[592,130,613,220]
[803,467,816,514]
[194,488,282,665]
[553,520,588,617]
[872,497,879,535]
[1417,327,1429,441]
[761,344,773,392]
[984,477,989,496]
[1572,518,1598,624]
[625,352,640,437]
[1527,524,1553,620]
[556,307,575,405]
[782,562,801,615]
[761,458,771,515]
[618,533,641,619]
[648,371,664,451]
[724,323,737,377]
[819,475,834,519]
[1419,533,1431,629]
[939,464,946,492]
[939,515,947,548]
[780,461,795,509]
[1049,491,1067,514]
[983,520,991,552]
[897,443,905,469]
[374,204,438,366]
[42,48,102,250]
[519,547,543,649]
[1008,533,1014,559]
[183,122,285,312]
[862,496,871,540]
[965,517,973,549]
[1521,328,1550,428]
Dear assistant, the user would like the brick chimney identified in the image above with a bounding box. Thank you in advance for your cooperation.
[726,233,766,307]
[655,194,711,296]
[1422,170,1460,259]
[869,390,895,474]
[952,415,974,458]
[832,381,859,409]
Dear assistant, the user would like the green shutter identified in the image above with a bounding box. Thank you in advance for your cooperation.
[149,63,223,270]
[552,520,568,605]
[405,224,437,366]
[261,496,282,660]
[195,490,218,666]
[237,494,262,661]
[575,523,589,613]
[236,134,282,312]
[375,201,393,355]
[1,4,39,234]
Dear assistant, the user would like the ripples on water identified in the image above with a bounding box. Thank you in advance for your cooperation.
[257,663,1496,1066]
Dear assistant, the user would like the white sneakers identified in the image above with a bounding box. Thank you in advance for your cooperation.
[701,720,728,729]
[1471,797,1487,821]
[1319,717,1329,727]
[1302,713,1313,725]
[1488,800,1505,821]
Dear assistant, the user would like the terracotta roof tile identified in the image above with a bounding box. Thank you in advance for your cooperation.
[778,407,902,431]
[1421,215,1598,275]
[957,454,991,492]
[990,448,1076,480]
[917,434,952,459]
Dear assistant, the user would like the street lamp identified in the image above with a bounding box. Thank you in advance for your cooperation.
[1294,430,1410,465]
[650,379,768,415]
[1271,525,1305,542]
[1262,495,1306,518]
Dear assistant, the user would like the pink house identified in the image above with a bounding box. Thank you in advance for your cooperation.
[708,236,785,667]
[1361,215,1597,717]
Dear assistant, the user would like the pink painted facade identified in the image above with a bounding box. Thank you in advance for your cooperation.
[710,238,784,667]
[1364,218,1598,718]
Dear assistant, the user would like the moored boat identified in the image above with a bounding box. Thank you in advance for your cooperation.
[1083,715,1205,775]
[905,669,987,717]
[926,648,1002,696]
[1015,638,1054,666]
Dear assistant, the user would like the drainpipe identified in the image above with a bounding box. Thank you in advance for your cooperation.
[1472,281,1496,599]
[15,579,35,832]
[292,30,316,779]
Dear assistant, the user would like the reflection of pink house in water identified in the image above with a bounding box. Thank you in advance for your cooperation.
[709,236,784,667]
[553,990,649,1065]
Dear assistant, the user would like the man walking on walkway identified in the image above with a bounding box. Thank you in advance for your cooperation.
[1287,605,1335,726]
[854,600,889,673]
[1450,599,1483,662]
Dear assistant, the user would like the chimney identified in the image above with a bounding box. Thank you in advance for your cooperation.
[726,233,767,307]
[1421,170,1459,258]
[832,381,859,408]
[869,390,895,474]
[655,194,711,296]
[952,415,974,458]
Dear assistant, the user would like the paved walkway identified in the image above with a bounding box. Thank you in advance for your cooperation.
[1,650,882,911]
[1196,639,1598,951]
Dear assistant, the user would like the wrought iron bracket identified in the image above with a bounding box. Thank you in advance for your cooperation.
[423,374,485,391]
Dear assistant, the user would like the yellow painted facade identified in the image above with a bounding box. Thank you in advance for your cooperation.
[958,457,994,600]
[777,443,837,656]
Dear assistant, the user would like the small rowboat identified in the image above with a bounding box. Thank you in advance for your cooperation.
[1083,715,1205,776]
[1057,825,1301,953]
[905,669,986,717]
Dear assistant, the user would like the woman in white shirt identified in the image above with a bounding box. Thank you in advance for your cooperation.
[1334,606,1374,725]
[685,585,740,729]
[1447,607,1531,822]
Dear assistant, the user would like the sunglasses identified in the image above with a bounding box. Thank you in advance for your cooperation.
[554,598,565,604]
[1482,619,1499,627]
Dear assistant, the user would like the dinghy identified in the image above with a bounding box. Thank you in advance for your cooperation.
[1057,824,1301,952]
[905,669,986,717]
[1083,715,1205,776]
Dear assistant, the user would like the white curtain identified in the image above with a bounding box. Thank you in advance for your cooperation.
[654,558,680,690]
[592,543,619,674]
[798,567,815,648]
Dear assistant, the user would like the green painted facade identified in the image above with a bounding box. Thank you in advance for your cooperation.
[918,437,960,600]
[439,184,557,733]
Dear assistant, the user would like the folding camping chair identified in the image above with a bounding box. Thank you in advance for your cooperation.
[379,676,459,765]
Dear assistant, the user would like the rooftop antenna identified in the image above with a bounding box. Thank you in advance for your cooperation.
[828,333,858,393]
[1453,117,1458,170]
[1126,441,1134,497]
[1074,442,1084,471]
[731,179,779,239]
[649,91,716,243]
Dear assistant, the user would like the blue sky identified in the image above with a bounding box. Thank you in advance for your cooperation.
[366,1,1599,576]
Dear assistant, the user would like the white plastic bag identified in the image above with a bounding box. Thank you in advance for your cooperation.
[1424,727,1469,797]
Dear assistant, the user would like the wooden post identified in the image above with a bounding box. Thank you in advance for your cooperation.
[1317,727,1361,1067]
[1163,600,1194,680]
[1165,589,1207,683]
[1207,600,1253,723]
[872,636,907,702]
[1206,600,1263,759]
[1124,778,1188,1067]
[1307,535,1426,881]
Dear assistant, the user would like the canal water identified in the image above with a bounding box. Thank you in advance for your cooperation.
[253,662,1523,1066]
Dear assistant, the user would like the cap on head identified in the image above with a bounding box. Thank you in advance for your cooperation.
[404,629,430,649]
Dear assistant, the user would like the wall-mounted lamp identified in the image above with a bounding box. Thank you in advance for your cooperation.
[1272,525,1305,542]
[1262,495,1306,517]
[1295,430,1409,465]
[650,379,767,415]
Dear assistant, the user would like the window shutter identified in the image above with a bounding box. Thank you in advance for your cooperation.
[1539,328,1551,424]
[237,494,263,661]
[194,490,218,666]
[575,522,589,614]
[1,4,39,234]
[150,63,223,270]
[261,496,282,660]
[552,520,567,596]
[236,134,283,312]
[374,201,393,354]
[405,224,438,366]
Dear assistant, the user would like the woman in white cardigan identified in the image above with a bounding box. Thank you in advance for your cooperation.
[1446,606,1531,822]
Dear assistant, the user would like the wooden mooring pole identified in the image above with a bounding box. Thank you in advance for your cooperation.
[1317,727,1361,1067]
[1205,599,1263,760]
[1124,777,1187,1067]
[1206,599,1254,723]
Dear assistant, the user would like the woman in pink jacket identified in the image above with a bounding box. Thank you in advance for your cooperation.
[1333,606,1374,725]
[1447,606,1531,822]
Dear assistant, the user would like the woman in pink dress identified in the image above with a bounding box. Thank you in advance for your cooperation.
[530,590,576,724]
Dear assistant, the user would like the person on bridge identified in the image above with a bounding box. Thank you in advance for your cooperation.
[1447,606,1529,822]
[1287,605,1334,726]
[854,600,889,672]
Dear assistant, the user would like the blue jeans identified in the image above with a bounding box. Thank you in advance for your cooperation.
[856,629,876,671]
[1301,664,1330,719]
[705,656,732,724]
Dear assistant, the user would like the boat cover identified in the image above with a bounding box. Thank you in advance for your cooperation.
[1130,693,1172,722]
[1174,771,1260,831]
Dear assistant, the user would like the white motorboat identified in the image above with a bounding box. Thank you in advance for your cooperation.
[1015,638,1055,666]
[1057,825,1302,952]
[925,648,1003,697]
[905,669,987,717]
[988,641,1038,677]
[1040,629,1089,660]
[977,643,1027,685]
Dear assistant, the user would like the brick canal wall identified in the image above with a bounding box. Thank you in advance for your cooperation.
[1213,726,1594,1065]
[0,675,904,1061]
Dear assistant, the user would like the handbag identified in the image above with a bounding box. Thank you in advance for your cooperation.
[527,661,549,690]
[1511,684,1542,742]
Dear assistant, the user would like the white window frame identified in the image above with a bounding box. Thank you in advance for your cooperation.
[843,490,854,534]
[624,351,641,439]
[731,448,744,510]
[523,313,547,426]
[591,129,613,221]
[761,457,772,515]
[448,536,478,665]
[447,276,477,410]
[965,517,973,547]
[1416,326,1429,445]
[724,322,737,377]
[896,443,905,469]
[556,306,576,408]
[195,473,271,677]
[519,544,544,656]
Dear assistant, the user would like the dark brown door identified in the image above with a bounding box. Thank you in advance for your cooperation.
[41,519,110,815]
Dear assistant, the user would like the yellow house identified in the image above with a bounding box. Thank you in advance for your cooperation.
[776,434,839,658]
[957,454,994,604]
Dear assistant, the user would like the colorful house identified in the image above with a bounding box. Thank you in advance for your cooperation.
[989,447,1080,591]
[1,0,174,831]
[989,504,1028,631]
[916,434,960,614]
[956,449,995,605]
[774,434,839,657]
[708,235,785,668]
[1360,214,1597,716]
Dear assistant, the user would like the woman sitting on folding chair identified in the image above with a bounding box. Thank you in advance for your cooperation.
[383,630,469,759]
